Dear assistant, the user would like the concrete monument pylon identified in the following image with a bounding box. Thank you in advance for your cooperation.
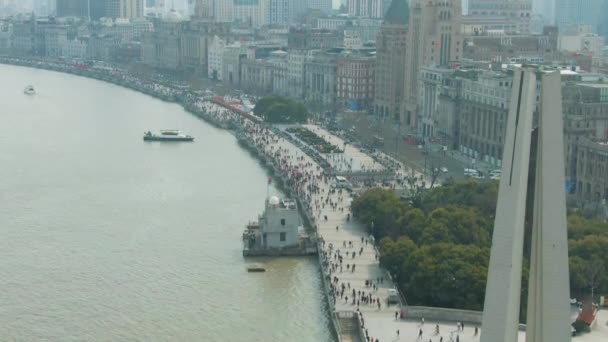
[480,69,571,342]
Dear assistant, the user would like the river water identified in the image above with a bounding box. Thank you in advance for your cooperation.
[0,65,332,341]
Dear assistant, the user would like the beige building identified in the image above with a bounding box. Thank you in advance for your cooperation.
[465,0,533,34]
[241,58,275,94]
[462,26,559,63]
[402,0,462,129]
[458,69,513,167]
[222,42,247,86]
[373,0,408,120]
[336,51,375,110]
[240,50,289,95]
[214,0,269,28]
[558,25,605,57]
[286,49,311,99]
[418,66,461,138]
[304,50,339,109]
[575,137,608,202]
[562,82,608,194]
[141,17,183,70]
[180,20,230,74]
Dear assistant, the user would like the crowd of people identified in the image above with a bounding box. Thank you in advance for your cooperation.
[236,121,403,342]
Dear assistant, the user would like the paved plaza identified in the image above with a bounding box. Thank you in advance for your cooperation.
[304,124,385,173]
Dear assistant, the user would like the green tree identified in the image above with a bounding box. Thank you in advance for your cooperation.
[421,181,498,217]
[351,188,404,239]
[569,256,588,296]
[569,234,608,263]
[253,95,309,124]
[353,181,608,312]
[567,214,608,240]
[396,208,426,243]
[402,243,490,310]
[379,236,417,282]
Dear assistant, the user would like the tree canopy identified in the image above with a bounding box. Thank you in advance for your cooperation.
[351,181,608,311]
[253,95,309,124]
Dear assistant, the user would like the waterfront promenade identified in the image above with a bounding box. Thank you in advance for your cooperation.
[240,124,403,341]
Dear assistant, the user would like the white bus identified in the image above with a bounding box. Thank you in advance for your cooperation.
[464,168,479,177]
[332,176,353,191]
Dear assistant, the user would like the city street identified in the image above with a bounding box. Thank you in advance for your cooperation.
[337,112,494,183]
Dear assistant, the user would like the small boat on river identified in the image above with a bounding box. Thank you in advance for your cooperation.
[24,85,36,95]
[246,263,266,272]
[143,130,194,142]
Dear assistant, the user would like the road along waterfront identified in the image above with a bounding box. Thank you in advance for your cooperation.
[0,64,333,341]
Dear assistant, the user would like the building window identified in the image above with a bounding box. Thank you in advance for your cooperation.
[280,232,286,242]
[280,218,286,226]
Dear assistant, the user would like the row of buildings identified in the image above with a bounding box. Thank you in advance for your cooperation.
[1,0,607,204]
[1,14,154,62]
[417,64,608,203]
[24,0,337,28]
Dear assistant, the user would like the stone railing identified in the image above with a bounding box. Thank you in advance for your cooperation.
[403,306,483,324]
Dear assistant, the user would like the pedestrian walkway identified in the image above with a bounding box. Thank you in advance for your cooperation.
[364,311,487,342]
[305,124,385,173]
[241,125,401,340]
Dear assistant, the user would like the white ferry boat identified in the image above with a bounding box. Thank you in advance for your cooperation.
[143,130,194,142]
[24,85,36,95]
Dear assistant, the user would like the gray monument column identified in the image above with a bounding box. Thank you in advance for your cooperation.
[480,68,537,342]
[526,71,571,341]
[481,69,571,342]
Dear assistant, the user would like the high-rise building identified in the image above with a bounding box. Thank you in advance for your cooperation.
[89,1,106,19]
[215,0,269,27]
[555,0,605,33]
[269,0,289,24]
[346,0,383,18]
[34,0,56,16]
[305,0,332,15]
[402,0,462,129]
[55,0,88,17]
[532,0,555,26]
[194,0,213,18]
[56,0,144,19]
[105,0,144,18]
[336,51,375,110]
[600,1,608,38]
[465,0,533,34]
[373,0,408,120]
